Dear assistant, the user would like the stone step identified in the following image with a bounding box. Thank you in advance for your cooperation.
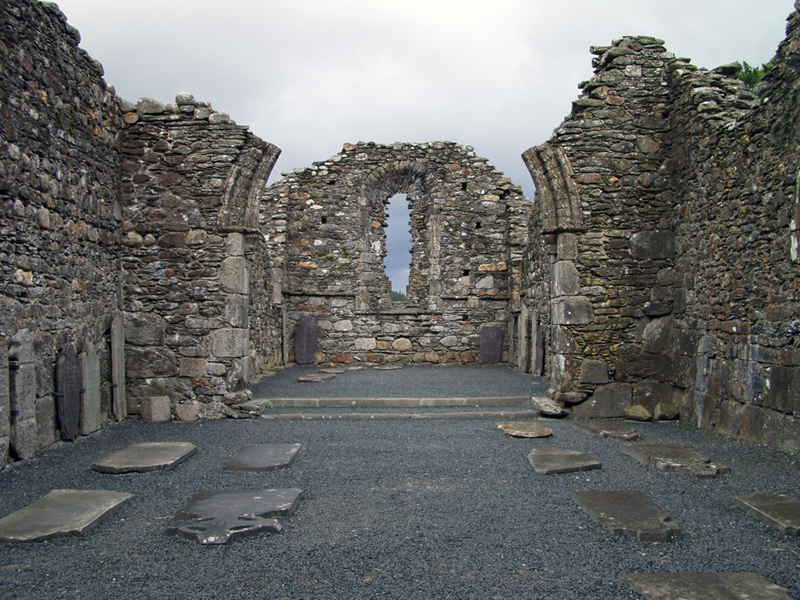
[260,409,541,421]
[249,396,530,409]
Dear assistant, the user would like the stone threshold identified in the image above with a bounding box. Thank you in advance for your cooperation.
[263,396,529,408]
[260,409,541,420]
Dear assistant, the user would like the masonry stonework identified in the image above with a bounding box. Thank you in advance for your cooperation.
[0,0,799,470]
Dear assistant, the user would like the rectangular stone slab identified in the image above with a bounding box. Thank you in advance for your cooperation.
[574,419,642,441]
[572,490,681,542]
[734,492,800,536]
[92,442,197,473]
[56,343,80,442]
[479,325,503,364]
[226,444,301,472]
[294,316,318,365]
[0,489,132,542]
[496,421,553,438]
[527,448,601,474]
[622,443,730,477]
[166,488,302,544]
[622,572,794,600]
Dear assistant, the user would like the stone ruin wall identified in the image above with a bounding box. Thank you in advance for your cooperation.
[0,0,798,470]
[527,6,800,452]
[261,142,533,366]
[118,95,281,420]
[0,0,124,468]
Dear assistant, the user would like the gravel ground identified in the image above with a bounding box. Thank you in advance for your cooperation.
[0,368,799,600]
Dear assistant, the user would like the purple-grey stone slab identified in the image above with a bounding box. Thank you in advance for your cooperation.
[294,316,318,365]
[166,488,302,544]
[0,489,132,542]
[480,325,503,364]
[622,443,730,478]
[56,342,80,442]
[528,448,602,474]
[226,444,302,472]
[622,572,793,600]
[497,421,553,438]
[572,490,681,542]
[92,442,197,474]
[574,419,642,441]
[734,492,800,536]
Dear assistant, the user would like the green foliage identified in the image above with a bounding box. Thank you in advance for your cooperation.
[735,61,772,88]
[390,291,407,302]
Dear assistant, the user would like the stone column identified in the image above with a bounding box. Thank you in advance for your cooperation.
[9,330,37,460]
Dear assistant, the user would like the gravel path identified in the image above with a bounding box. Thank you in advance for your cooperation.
[0,368,798,599]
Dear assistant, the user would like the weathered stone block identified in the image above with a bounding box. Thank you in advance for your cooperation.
[355,338,377,351]
[35,394,57,450]
[226,232,245,257]
[557,233,578,260]
[579,359,609,384]
[219,257,249,295]
[629,230,675,260]
[224,295,249,328]
[126,346,178,378]
[179,358,208,378]
[141,396,171,422]
[174,402,199,422]
[553,261,580,297]
[552,297,594,325]
[125,312,166,346]
[392,338,412,352]
[210,328,247,358]
[633,380,675,412]
[641,316,675,354]
[572,383,632,419]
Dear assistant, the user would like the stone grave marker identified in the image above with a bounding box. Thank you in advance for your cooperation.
[574,419,642,441]
[622,443,730,477]
[734,492,800,536]
[0,489,132,542]
[318,367,346,374]
[480,325,503,364]
[572,490,681,542]
[92,442,197,474]
[496,421,553,438]
[527,449,602,474]
[56,342,80,442]
[297,373,336,383]
[9,330,37,460]
[226,444,302,472]
[294,316,317,365]
[111,315,127,421]
[622,572,793,600]
[373,365,402,370]
[166,488,302,544]
[79,342,101,436]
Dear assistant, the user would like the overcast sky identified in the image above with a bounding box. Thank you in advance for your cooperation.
[54,0,794,292]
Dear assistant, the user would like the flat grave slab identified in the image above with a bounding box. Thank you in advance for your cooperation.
[496,421,553,438]
[226,444,302,472]
[574,419,642,441]
[0,489,132,542]
[318,367,346,374]
[297,373,336,383]
[572,490,681,542]
[734,492,800,536]
[166,488,302,544]
[622,443,730,478]
[92,442,197,473]
[527,448,601,474]
[622,572,793,600]
[373,365,402,370]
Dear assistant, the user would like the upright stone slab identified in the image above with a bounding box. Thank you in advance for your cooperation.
[111,315,127,421]
[0,334,8,468]
[9,330,37,460]
[0,489,132,542]
[572,490,681,542]
[166,488,302,544]
[480,325,503,364]
[622,573,793,600]
[56,343,80,442]
[79,342,101,435]
[294,316,318,365]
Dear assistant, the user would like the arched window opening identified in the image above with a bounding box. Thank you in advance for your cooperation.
[384,193,411,301]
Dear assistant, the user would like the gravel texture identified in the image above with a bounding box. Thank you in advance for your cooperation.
[0,367,799,600]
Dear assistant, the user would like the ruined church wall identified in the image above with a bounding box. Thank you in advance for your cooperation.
[262,142,530,365]
[0,0,123,466]
[119,97,280,418]
[666,8,800,452]
[524,36,681,417]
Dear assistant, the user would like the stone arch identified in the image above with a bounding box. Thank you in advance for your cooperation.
[358,160,445,307]
[219,140,281,231]
[522,142,583,233]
